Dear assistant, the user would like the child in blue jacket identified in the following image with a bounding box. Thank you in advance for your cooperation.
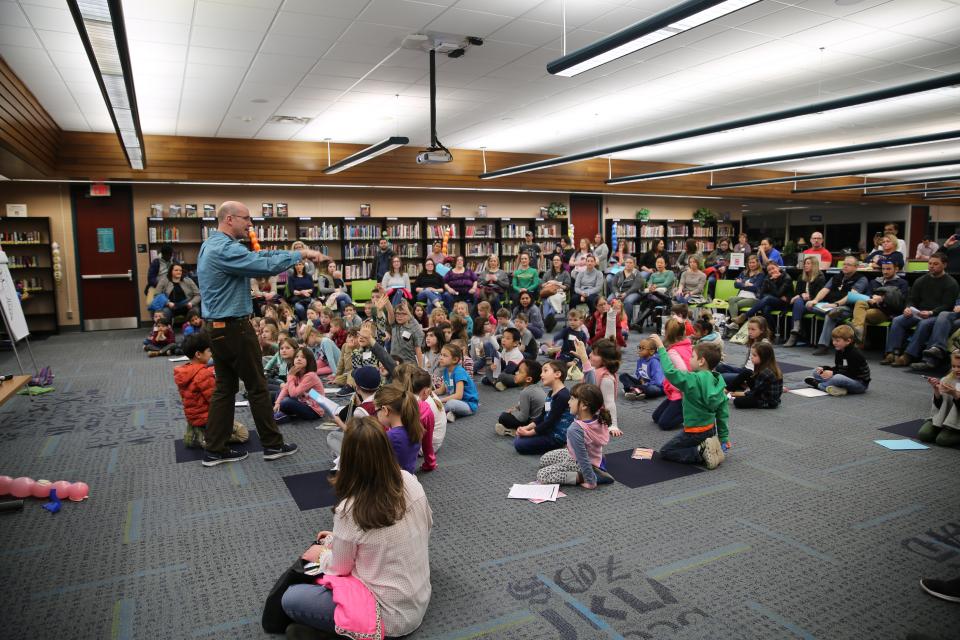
[620,338,665,401]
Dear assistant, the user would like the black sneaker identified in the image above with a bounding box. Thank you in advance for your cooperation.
[201,448,248,467]
[811,345,831,356]
[804,377,819,389]
[920,576,960,603]
[911,360,937,372]
[922,345,946,361]
[263,442,298,460]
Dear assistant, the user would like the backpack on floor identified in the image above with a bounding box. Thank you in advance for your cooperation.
[729,322,750,345]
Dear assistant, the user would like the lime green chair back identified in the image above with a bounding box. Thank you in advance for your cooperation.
[350,279,377,303]
[714,279,738,301]
[907,261,929,272]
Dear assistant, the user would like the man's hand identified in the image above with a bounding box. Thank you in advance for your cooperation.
[300,249,329,263]
[820,370,833,380]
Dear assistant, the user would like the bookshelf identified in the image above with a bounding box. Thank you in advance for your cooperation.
[0,216,59,334]
[146,216,299,269]
[532,218,568,272]
[606,218,737,263]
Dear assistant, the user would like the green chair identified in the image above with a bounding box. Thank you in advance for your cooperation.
[703,279,738,310]
[907,261,929,273]
[350,279,377,304]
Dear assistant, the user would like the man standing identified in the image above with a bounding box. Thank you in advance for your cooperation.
[373,238,394,282]
[803,231,832,266]
[518,230,541,269]
[198,201,327,466]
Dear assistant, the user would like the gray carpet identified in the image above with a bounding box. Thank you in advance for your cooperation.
[1,329,958,640]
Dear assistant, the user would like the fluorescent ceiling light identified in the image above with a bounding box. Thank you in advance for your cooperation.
[321,137,409,175]
[793,174,960,194]
[480,71,960,180]
[67,0,145,171]
[606,130,960,185]
[924,194,960,201]
[863,185,960,197]
[707,158,960,190]
[547,0,762,77]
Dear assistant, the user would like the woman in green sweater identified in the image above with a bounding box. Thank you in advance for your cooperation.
[511,251,540,306]
[633,257,676,329]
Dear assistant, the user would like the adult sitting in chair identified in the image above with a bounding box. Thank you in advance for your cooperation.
[783,255,826,347]
[848,260,908,347]
[728,261,792,337]
[477,254,510,312]
[722,254,765,338]
[146,243,173,295]
[414,258,448,310]
[281,416,432,639]
[316,261,352,313]
[756,237,784,267]
[802,231,832,265]
[511,252,540,306]
[608,256,644,325]
[634,256,675,329]
[541,254,571,332]
[573,254,603,313]
[286,260,314,322]
[804,256,869,356]
[443,255,478,307]
[381,256,411,306]
[156,263,200,322]
[884,253,959,367]
[866,233,905,271]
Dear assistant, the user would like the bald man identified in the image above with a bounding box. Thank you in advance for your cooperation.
[197,201,328,467]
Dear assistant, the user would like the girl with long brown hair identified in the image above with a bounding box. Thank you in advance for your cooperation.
[373,384,424,474]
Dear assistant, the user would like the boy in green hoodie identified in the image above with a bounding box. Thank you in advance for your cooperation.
[649,334,728,469]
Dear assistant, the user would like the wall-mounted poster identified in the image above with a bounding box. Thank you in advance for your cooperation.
[262,203,274,217]
[440,204,451,217]
[360,204,371,217]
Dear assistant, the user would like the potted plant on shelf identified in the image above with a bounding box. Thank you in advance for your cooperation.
[546,201,568,219]
[693,207,716,227]
[636,207,650,222]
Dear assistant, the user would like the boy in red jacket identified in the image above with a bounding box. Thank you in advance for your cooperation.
[175,333,248,448]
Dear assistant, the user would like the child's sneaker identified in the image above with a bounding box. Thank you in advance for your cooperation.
[824,385,847,396]
[699,436,725,470]
[804,377,819,389]
[446,411,456,423]
[494,423,515,437]
[273,411,290,424]
[592,466,615,485]
[148,351,163,358]
[624,389,645,401]
[494,381,507,392]
[480,376,495,387]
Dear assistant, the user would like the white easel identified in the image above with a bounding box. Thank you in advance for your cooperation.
[0,249,40,376]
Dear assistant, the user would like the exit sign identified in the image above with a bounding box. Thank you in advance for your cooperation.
[89,183,110,197]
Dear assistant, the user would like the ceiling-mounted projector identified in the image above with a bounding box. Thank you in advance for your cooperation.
[416,149,452,164]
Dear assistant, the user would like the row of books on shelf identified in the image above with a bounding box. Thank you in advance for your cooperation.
[14,276,45,290]
[299,223,340,240]
[345,224,381,240]
[464,224,496,238]
[384,222,420,239]
[426,224,459,240]
[150,203,290,218]
[0,230,44,243]
[7,255,42,268]
[620,222,737,239]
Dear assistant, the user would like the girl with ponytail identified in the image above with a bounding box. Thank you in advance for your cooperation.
[536,383,615,489]
[374,384,425,474]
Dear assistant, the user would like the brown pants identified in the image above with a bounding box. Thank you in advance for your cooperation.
[851,301,889,328]
[206,318,284,453]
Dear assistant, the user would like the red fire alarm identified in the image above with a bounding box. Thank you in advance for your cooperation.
[89,183,111,197]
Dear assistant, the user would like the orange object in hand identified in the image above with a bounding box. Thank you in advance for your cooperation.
[248,229,261,251]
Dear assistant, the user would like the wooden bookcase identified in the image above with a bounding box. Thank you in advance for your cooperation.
[0,216,59,334]
[606,218,737,262]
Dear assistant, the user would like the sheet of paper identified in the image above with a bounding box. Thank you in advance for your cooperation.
[508,483,559,501]
[789,387,829,397]
[325,387,341,394]
[168,355,189,362]
[874,439,929,450]
[632,448,654,460]
[235,400,249,407]
[308,389,343,416]
[530,490,566,504]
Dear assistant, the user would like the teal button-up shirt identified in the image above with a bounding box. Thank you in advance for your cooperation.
[198,230,302,318]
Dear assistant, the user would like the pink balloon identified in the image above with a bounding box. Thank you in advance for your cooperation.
[67,482,89,502]
[51,480,72,501]
[10,477,35,498]
[32,479,52,499]
[0,475,12,495]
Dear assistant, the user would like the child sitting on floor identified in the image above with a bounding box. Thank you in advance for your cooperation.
[331,329,358,394]
[259,322,279,358]
[621,338,665,401]
[451,300,474,336]
[175,333,248,449]
[182,310,204,336]
[494,308,512,337]
[342,304,362,331]
[670,303,695,336]
[395,364,447,472]
[573,336,623,437]
[652,319,693,430]
[422,326,446,386]
[919,349,960,447]
[273,346,326,423]
[512,313,539,360]
[373,384,424,474]
[804,324,871,397]
[485,327,524,391]
[730,342,783,409]
[470,317,499,378]
[496,359,546,437]
[327,365,381,456]
[693,315,721,346]
[144,313,175,355]
[437,343,478,423]
[649,335,728,469]
[720,317,771,389]
[587,297,627,347]
[546,309,589,380]
[536,382,615,488]
[513,360,572,455]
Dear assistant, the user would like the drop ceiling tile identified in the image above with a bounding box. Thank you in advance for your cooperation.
[523,0,621,27]
[121,0,196,24]
[299,74,359,90]
[325,41,398,64]
[269,11,350,39]
[184,63,247,84]
[281,0,367,19]
[352,79,412,94]
[426,8,514,37]
[255,121,306,140]
[290,86,345,102]
[129,41,188,65]
[194,1,275,32]
[582,6,654,34]
[358,0,448,29]
[784,18,875,47]
[366,65,426,83]
[893,6,960,39]
[485,63,548,81]
[456,0,542,17]
[737,6,833,38]
[687,27,772,54]
[246,53,315,84]
[847,0,954,28]
[0,1,29,28]
[260,31,335,57]
[488,18,560,47]
[125,18,190,45]
[19,3,75,33]
[906,45,960,69]
[309,59,376,78]
[190,25,264,52]
[0,23,40,47]
[187,46,255,68]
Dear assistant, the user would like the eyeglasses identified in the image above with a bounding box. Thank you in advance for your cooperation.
[232,214,252,221]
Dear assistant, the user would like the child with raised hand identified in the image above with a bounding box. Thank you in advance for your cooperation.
[536,383,615,489]
[804,324,871,396]
[496,359,546,437]
[373,383,424,474]
[351,324,396,380]
[649,334,728,469]
[730,342,783,409]
[274,346,327,423]
[587,297,627,347]
[572,336,624,436]
[175,333,248,449]
[621,338,665,401]
[513,360,572,455]
[918,350,960,447]
[394,364,446,471]
[652,318,693,430]
[486,327,524,391]
[437,343,478,422]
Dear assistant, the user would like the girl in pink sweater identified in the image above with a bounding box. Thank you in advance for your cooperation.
[652,319,693,430]
[274,347,327,422]
[536,383,614,488]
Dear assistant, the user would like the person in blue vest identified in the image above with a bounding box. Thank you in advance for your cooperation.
[197,201,327,467]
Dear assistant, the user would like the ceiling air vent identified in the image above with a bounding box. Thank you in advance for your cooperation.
[268,115,312,125]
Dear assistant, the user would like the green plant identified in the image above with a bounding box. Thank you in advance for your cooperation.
[636,207,650,222]
[546,201,568,219]
[783,240,796,256]
[693,207,716,226]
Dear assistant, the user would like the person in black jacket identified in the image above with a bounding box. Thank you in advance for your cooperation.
[730,342,783,408]
[413,258,449,310]
[805,325,870,396]
[849,260,909,346]
[731,262,792,338]
[373,238,394,282]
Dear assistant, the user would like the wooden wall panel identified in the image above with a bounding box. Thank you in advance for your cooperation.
[0,57,60,176]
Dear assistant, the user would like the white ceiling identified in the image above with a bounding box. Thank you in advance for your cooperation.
[1,0,959,180]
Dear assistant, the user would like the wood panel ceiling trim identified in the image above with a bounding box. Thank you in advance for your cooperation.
[0,57,61,176]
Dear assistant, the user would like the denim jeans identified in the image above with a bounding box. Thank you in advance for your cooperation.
[885,314,923,353]
[416,289,444,308]
[514,433,563,455]
[652,398,683,430]
[330,292,352,314]
[789,297,809,332]
[281,584,337,633]
[279,397,319,420]
[813,371,866,394]
[317,338,342,376]
[745,295,788,329]
[906,312,956,357]
[445,398,474,417]
[618,373,664,398]
[293,299,311,321]
[659,429,710,464]
[389,288,407,306]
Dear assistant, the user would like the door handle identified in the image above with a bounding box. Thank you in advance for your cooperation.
[81,270,133,280]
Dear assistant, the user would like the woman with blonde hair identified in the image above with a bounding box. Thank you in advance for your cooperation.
[784,255,826,347]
